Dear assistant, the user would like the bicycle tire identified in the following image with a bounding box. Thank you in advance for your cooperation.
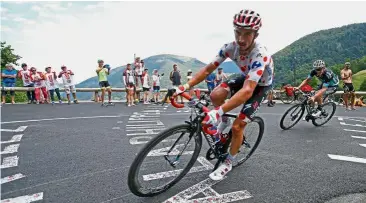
[234,116,265,167]
[312,102,336,127]
[127,124,202,197]
[280,104,305,130]
[280,92,294,104]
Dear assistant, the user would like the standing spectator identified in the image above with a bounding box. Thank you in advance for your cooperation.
[215,67,227,87]
[205,72,216,94]
[152,69,163,103]
[341,62,356,110]
[96,59,113,106]
[187,69,194,97]
[142,67,151,104]
[1,64,17,104]
[29,67,48,104]
[267,71,276,107]
[58,65,78,105]
[134,57,143,102]
[170,64,183,103]
[45,67,62,105]
[123,63,136,106]
[18,63,35,104]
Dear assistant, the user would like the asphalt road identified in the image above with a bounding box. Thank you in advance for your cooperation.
[1,102,365,203]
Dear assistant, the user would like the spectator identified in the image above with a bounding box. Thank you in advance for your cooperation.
[341,62,356,110]
[152,69,163,103]
[45,67,62,105]
[58,65,78,105]
[17,63,35,104]
[205,72,216,94]
[215,67,227,87]
[29,67,48,104]
[267,72,276,107]
[142,67,151,104]
[187,69,194,97]
[123,63,136,106]
[134,57,143,102]
[170,64,183,103]
[1,64,17,104]
[96,60,113,106]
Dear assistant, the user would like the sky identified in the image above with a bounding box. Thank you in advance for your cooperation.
[1,1,366,83]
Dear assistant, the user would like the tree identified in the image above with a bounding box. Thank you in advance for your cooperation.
[359,79,366,91]
[1,41,22,69]
[1,41,27,103]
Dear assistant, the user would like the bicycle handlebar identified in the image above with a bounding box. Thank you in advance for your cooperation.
[162,88,217,136]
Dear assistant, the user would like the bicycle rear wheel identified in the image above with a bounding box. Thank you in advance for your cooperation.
[280,104,305,130]
[280,92,295,104]
[312,102,336,127]
[127,124,202,197]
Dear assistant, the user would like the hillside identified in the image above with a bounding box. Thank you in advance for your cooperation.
[272,23,366,85]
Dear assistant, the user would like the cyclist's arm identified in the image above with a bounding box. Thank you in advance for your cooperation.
[297,78,311,89]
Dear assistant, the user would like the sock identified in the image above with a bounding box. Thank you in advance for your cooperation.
[226,152,236,162]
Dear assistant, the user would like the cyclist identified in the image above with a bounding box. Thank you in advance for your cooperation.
[296,60,339,117]
[340,62,355,110]
[96,60,113,106]
[174,9,274,180]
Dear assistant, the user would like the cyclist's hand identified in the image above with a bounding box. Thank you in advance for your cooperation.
[202,106,224,126]
[309,96,315,103]
[294,87,300,91]
[174,83,190,95]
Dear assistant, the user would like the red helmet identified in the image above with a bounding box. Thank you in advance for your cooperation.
[233,9,262,31]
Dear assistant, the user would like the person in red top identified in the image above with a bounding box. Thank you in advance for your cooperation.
[17,63,35,104]
[29,67,48,104]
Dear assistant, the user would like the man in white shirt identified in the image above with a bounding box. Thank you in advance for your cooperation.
[123,63,136,106]
[58,65,79,105]
[45,67,62,105]
[152,69,163,103]
[142,67,151,104]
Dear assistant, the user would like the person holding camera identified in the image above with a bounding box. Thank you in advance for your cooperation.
[96,59,113,106]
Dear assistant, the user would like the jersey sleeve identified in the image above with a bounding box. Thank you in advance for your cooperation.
[245,53,269,83]
[307,70,316,79]
[210,42,235,67]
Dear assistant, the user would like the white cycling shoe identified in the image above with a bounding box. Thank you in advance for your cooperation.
[209,159,232,181]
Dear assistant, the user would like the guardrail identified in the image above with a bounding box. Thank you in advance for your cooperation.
[1,87,366,95]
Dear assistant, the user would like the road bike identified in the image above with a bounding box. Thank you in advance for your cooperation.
[280,89,336,130]
[127,89,265,197]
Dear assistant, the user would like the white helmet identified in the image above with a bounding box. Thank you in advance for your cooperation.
[233,9,262,31]
[313,60,325,69]
[187,69,192,72]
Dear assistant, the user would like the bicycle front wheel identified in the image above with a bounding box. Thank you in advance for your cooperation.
[312,102,336,127]
[127,124,202,197]
[280,104,305,130]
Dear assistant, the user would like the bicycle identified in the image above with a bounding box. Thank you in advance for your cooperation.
[127,88,265,197]
[279,89,337,130]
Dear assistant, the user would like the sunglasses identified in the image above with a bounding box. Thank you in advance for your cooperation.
[315,68,322,72]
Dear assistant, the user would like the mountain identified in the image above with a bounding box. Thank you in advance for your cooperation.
[272,23,366,86]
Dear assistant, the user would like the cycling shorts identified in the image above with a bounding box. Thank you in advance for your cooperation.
[99,81,111,89]
[153,86,160,92]
[220,73,272,123]
[343,83,355,93]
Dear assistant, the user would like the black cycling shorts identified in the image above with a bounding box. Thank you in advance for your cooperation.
[99,81,111,88]
[219,73,272,122]
[143,87,150,92]
[343,83,355,93]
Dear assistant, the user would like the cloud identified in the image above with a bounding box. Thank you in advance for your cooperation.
[1,26,13,32]
[31,5,42,12]
[0,7,8,13]
[13,17,36,25]
[43,3,66,11]
[67,2,72,7]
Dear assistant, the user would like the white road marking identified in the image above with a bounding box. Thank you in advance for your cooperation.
[1,115,119,124]
[0,192,43,203]
[337,117,344,121]
[147,144,194,156]
[126,132,160,136]
[1,126,27,132]
[1,156,19,169]
[126,126,165,129]
[142,110,161,113]
[344,129,366,133]
[129,136,176,145]
[1,134,23,144]
[1,144,20,155]
[360,144,366,148]
[112,127,120,130]
[126,128,164,132]
[117,121,123,124]
[344,118,366,123]
[340,122,366,128]
[328,154,366,164]
[351,136,366,140]
[128,120,164,125]
[162,177,252,203]
[143,157,213,181]
[129,117,161,121]
[1,173,26,184]
[131,114,160,118]
[126,123,164,127]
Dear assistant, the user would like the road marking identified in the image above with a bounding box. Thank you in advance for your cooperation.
[0,192,43,203]
[128,120,164,125]
[1,144,20,155]
[1,115,120,124]
[129,136,175,145]
[162,177,252,203]
[143,157,213,181]
[126,123,164,127]
[360,144,366,148]
[0,134,23,144]
[344,118,366,123]
[126,126,165,129]
[126,132,160,136]
[1,156,19,169]
[344,129,366,133]
[147,144,194,156]
[117,121,123,124]
[126,128,164,132]
[1,126,27,132]
[112,127,120,130]
[351,136,366,140]
[142,110,161,113]
[129,117,161,121]
[131,114,160,118]
[337,117,344,121]
[1,173,26,184]
[340,122,366,128]
[328,154,366,164]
